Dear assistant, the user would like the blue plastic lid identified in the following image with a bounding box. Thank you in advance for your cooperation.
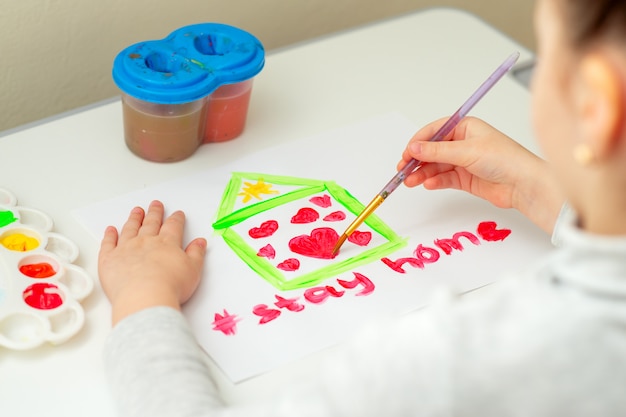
[112,23,265,104]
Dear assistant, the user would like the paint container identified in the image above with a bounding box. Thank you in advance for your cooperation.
[113,23,265,162]
[0,190,93,350]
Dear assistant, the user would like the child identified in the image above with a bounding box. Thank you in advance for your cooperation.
[99,0,626,415]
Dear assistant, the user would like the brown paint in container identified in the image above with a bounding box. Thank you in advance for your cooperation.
[122,95,207,162]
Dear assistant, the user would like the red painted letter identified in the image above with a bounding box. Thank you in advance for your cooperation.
[304,285,345,304]
[381,257,424,273]
[337,272,375,296]
[274,295,305,312]
[434,231,480,255]
[252,304,282,324]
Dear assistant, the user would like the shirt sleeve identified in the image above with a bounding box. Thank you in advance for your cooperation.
[104,306,225,417]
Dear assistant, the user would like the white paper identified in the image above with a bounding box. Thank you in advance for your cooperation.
[73,113,553,382]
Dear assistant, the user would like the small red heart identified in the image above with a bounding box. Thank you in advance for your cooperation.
[323,211,346,222]
[309,194,332,208]
[277,258,300,271]
[289,227,339,259]
[257,244,276,259]
[348,230,372,246]
[249,220,279,238]
[291,207,319,224]
[477,221,511,242]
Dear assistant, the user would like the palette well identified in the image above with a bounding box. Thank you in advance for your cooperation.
[0,188,93,350]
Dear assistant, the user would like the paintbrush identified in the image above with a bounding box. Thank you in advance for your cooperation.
[332,51,520,256]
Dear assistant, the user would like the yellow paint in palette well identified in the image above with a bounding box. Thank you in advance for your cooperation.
[1,233,39,251]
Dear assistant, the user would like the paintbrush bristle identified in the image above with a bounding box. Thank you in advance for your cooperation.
[332,234,348,256]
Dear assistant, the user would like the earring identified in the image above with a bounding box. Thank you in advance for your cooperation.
[573,144,594,165]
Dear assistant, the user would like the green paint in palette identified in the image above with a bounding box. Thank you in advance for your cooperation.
[0,210,18,227]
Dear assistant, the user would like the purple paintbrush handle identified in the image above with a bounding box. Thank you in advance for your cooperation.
[378,51,520,198]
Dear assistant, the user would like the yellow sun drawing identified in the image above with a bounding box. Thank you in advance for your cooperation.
[237,179,280,203]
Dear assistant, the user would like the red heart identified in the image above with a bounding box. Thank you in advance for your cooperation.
[289,227,339,259]
[477,221,511,242]
[257,244,276,259]
[309,194,332,208]
[323,211,346,222]
[277,258,300,271]
[348,230,372,246]
[248,220,279,239]
[291,207,319,224]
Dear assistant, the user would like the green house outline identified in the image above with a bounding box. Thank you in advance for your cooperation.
[212,172,407,291]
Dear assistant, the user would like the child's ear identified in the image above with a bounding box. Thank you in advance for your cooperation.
[574,52,625,162]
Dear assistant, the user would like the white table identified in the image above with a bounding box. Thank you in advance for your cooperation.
[0,8,535,416]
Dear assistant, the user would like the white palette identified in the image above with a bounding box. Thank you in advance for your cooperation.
[0,188,93,350]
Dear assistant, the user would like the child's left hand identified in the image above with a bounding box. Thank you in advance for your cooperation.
[98,200,207,325]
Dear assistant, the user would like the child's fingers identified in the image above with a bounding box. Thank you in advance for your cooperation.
[400,117,465,166]
[185,238,207,270]
[159,210,186,245]
[408,140,480,169]
[403,162,455,187]
[118,206,146,242]
[422,170,465,191]
[99,226,119,255]
[138,200,166,236]
[410,117,450,142]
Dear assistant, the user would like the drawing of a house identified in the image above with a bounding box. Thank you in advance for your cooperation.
[212,172,407,291]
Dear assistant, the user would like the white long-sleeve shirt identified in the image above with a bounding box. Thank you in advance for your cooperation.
[104,208,626,416]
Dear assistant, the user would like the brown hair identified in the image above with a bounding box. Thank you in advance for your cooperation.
[565,0,626,45]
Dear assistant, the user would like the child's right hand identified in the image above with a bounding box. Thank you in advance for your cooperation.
[399,116,564,234]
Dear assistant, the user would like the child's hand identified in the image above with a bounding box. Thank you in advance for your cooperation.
[400,117,564,234]
[98,200,207,325]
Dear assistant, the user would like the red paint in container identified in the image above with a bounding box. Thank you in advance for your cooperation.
[204,79,254,143]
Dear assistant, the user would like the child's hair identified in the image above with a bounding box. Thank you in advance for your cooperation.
[565,0,626,45]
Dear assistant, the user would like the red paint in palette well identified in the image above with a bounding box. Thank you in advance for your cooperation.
[23,283,63,310]
[19,262,56,278]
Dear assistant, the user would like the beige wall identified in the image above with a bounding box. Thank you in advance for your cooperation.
[0,0,535,132]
